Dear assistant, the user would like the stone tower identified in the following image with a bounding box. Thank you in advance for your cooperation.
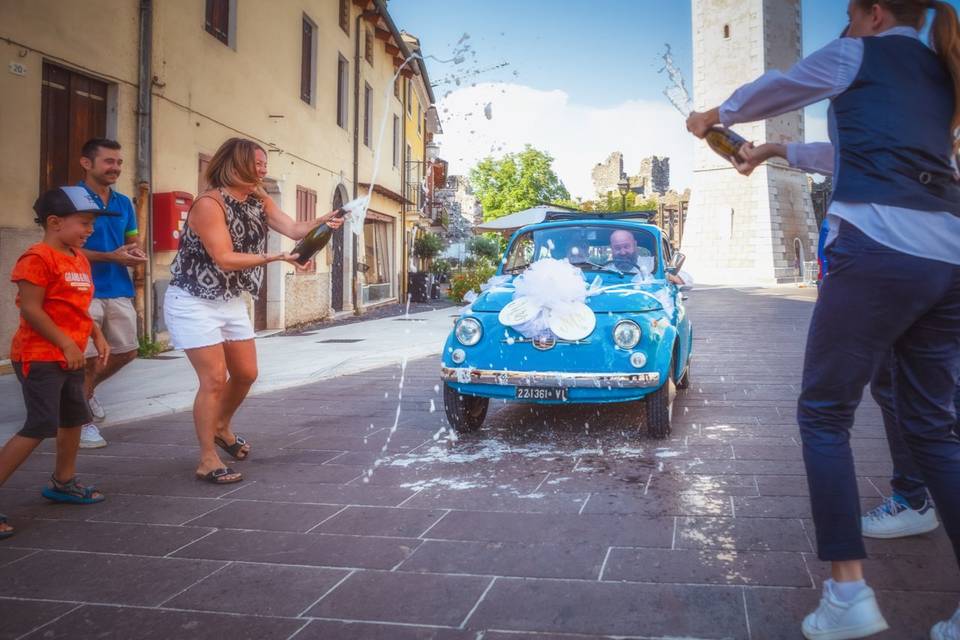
[681,0,819,283]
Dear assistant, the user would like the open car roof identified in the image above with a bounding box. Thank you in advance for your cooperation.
[543,210,656,222]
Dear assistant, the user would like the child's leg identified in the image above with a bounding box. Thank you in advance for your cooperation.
[0,435,42,535]
[0,435,44,486]
[53,426,82,484]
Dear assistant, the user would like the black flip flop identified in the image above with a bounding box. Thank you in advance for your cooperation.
[0,514,14,540]
[195,467,243,484]
[214,435,250,461]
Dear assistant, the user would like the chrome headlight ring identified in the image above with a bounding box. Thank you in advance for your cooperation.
[613,319,642,350]
[455,317,483,346]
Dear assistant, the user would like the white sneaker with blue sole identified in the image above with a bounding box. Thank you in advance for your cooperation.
[862,495,939,539]
[802,581,889,640]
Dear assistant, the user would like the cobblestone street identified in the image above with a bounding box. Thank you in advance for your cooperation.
[1,286,956,640]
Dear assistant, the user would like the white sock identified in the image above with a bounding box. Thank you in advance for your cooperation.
[828,578,866,602]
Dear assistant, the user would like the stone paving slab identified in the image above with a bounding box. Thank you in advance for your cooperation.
[0,286,957,639]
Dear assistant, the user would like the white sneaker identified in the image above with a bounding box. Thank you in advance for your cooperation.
[802,582,889,640]
[87,394,106,422]
[931,605,960,640]
[862,495,939,539]
[79,424,107,449]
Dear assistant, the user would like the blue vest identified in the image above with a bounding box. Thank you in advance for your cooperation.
[831,35,959,215]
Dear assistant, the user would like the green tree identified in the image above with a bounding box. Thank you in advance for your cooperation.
[469,145,571,221]
[467,235,502,263]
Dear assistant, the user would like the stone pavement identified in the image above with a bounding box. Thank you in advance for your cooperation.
[1,286,957,639]
[0,306,459,442]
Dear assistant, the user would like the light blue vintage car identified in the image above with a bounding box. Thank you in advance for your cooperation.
[440,211,693,439]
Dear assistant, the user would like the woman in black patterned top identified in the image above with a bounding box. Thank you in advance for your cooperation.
[164,138,342,484]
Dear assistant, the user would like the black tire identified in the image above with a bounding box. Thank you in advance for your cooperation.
[645,358,677,440]
[677,361,690,390]
[443,383,489,432]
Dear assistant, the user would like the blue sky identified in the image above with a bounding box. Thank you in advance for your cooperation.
[389,0,958,197]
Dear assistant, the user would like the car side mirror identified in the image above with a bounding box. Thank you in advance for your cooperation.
[666,251,686,274]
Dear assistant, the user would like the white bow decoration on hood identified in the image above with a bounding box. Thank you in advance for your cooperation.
[498,258,596,341]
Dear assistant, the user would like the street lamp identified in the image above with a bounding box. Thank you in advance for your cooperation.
[617,176,630,212]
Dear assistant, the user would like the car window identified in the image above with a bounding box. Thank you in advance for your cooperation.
[505,235,534,271]
[504,225,658,274]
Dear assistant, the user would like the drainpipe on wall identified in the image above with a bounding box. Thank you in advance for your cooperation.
[136,0,154,342]
[353,9,378,316]
[400,66,408,299]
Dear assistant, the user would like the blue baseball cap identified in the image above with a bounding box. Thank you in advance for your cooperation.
[32,186,120,224]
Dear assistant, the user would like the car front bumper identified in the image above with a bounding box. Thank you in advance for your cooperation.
[441,367,660,389]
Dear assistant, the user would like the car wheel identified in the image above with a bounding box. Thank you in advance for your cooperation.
[443,383,489,432]
[645,358,677,440]
[677,361,691,390]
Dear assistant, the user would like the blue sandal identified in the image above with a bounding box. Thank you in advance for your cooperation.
[41,476,105,505]
[0,514,13,540]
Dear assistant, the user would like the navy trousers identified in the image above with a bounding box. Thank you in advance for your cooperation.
[870,353,960,507]
[797,221,960,563]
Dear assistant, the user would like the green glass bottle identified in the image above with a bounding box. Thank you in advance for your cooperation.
[292,208,347,265]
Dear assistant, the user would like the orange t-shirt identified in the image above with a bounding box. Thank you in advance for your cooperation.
[10,242,94,371]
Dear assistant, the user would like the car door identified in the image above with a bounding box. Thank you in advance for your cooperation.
[663,236,692,377]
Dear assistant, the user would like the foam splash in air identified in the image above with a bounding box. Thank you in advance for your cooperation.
[658,43,694,118]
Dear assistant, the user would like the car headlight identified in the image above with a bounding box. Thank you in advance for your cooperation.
[455,317,483,346]
[613,320,641,349]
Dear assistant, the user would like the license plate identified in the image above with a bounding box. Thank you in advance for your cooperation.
[515,387,568,401]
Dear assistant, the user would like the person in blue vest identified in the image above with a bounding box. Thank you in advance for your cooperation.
[739,141,960,541]
[77,139,147,448]
[687,1,960,638]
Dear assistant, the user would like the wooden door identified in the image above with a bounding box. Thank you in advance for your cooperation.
[331,188,345,311]
[40,63,108,193]
[254,178,281,331]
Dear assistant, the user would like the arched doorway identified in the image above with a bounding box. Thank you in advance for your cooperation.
[331,185,348,312]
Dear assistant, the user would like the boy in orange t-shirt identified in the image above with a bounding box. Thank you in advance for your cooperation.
[0,187,117,540]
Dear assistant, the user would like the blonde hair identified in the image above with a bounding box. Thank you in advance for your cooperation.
[854,0,960,150]
[204,138,266,192]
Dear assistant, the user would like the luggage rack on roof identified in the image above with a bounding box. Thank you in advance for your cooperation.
[543,210,656,222]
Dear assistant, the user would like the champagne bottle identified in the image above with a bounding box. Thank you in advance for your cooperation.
[292,208,347,265]
[704,126,748,161]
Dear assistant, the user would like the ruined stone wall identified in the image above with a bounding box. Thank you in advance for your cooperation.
[436,175,481,241]
[636,157,670,195]
[591,152,624,198]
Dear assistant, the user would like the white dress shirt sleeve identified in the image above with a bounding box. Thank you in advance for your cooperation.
[719,38,863,126]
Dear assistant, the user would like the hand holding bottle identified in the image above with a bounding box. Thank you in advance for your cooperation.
[733,143,787,176]
[319,209,345,230]
[686,108,720,138]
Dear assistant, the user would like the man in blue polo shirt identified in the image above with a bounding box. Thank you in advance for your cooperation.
[77,138,147,448]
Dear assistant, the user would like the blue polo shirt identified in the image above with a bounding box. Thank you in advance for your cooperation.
[78,181,138,299]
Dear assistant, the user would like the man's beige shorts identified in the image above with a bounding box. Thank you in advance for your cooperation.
[85,297,139,358]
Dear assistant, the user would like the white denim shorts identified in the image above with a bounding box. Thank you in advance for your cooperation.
[163,285,255,350]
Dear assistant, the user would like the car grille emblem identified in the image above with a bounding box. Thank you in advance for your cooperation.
[532,335,556,351]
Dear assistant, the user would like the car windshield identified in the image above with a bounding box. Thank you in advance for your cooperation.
[503,225,659,276]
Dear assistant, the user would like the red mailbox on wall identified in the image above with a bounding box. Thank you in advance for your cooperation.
[152,191,194,252]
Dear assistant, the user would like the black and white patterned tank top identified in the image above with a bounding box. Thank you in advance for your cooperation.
[170,190,267,301]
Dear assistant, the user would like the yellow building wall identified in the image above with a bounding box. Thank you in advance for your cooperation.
[0,1,141,359]
[0,0,422,357]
